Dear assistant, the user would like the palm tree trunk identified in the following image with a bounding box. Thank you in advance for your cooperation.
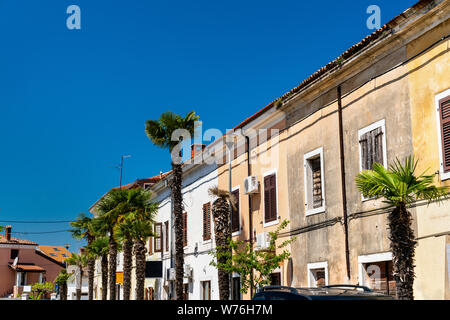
[60,283,67,300]
[122,239,133,300]
[212,198,231,300]
[388,203,417,300]
[76,268,83,300]
[134,239,147,300]
[108,231,117,300]
[171,162,184,300]
[101,253,108,300]
[87,257,95,300]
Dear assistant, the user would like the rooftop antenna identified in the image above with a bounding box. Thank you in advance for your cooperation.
[110,155,132,188]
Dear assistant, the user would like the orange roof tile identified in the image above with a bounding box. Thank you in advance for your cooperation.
[9,264,45,272]
[0,235,38,245]
[38,245,72,263]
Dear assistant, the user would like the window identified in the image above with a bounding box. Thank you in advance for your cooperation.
[53,248,59,251]
[263,173,277,224]
[304,148,325,216]
[182,212,187,247]
[201,281,211,300]
[358,119,387,171]
[50,253,57,257]
[435,89,450,180]
[270,272,281,286]
[143,183,151,190]
[10,249,19,260]
[307,262,328,287]
[154,223,162,252]
[232,277,241,300]
[203,202,212,241]
[231,189,240,233]
[358,252,396,298]
[165,221,169,252]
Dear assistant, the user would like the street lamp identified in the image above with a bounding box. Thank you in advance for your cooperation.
[224,133,237,300]
[111,155,132,188]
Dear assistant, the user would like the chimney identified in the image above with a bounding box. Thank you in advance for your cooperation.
[160,171,163,179]
[191,144,206,159]
[5,225,11,241]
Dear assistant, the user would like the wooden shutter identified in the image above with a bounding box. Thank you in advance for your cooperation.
[360,127,384,170]
[148,235,153,255]
[154,223,162,252]
[203,202,211,241]
[359,133,369,170]
[439,96,450,172]
[231,190,240,233]
[264,174,277,223]
[311,158,322,208]
[165,221,169,252]
[182,212,187,247]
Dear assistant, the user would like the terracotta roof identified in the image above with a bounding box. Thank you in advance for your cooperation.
[38,245,72,263]
[0,235,38,246]
[233,0,437,130]
[9,264,45,272]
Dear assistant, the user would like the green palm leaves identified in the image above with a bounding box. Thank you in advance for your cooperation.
[355,156,448,206]
[145,111,199,151]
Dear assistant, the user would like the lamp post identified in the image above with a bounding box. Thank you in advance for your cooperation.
[111,155,132,188]
[224,133,237,300]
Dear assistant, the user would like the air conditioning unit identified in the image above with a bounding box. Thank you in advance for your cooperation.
[167,268,176,281]
[183,264,193,278]
[255,232,270,251]
[244,176,259,194]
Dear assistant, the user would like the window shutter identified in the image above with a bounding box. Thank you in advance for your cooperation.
[231,190,240,232]
[165,221,169,252]
[359,133,369,170]
[203,203,211,241]
[154,223,162,252]
[264,174,277,222]
[439,96,450,172]
[148,235,153,255]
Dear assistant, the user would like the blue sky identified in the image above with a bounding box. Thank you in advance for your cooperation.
[0,0,416,252]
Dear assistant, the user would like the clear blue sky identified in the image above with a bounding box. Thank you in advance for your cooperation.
[0,0,416,252]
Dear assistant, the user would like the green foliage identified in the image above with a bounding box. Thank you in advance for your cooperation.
[210,219,295,294]
[65,252,89,268]
[355,156,449,206]
[54,269,71,286]
[69,212,95,242]
[29,282,54,300]
[145,111,200,152]
[87,236,109,258]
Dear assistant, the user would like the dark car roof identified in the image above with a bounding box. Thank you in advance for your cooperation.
[253,285,394,300]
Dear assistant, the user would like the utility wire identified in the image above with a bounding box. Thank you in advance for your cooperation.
[10,230,71,235]
[0,219,73,223]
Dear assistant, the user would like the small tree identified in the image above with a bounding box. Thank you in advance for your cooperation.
[210,220,294,295]
[55,269,71,300]
[30,282,54,300]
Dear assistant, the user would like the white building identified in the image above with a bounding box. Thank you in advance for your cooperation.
[66,265,89,300]
[147,146,220,300]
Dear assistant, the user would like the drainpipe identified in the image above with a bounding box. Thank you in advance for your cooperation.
[246,135,254,298]
[337,85,351,280]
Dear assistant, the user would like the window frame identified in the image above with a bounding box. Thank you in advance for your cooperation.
[357,252,392,289]
[262,169,279,228]
[154,222,163,253]
[304,147,326,216]
[202,202,212,242]
[435,89,450,180]
[231,186,241,236]
[358,119,387,201]
[307,261,329,288]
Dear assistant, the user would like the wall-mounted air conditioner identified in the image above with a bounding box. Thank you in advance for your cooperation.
[255,232,270,251]
[167,268,176,281]
[183,264,193,278]
[244,176,259,194]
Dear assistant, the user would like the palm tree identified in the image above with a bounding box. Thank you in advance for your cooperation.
[131,219,155,300]
[87,236,109,300]
[69,213,96,300]
[54,269,70,300]
[65,252,88,300]
[355,156,448,300]
[208,186,236,300]
[94,189,128,300]
[115,215,134,300]
[145,111,199,300]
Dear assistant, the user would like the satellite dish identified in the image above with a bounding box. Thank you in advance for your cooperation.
[12,257,18,266]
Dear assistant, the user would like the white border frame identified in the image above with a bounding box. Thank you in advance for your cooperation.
[304,147,326,216]
[358,119,387,201]
[262,169,279,228]
[307,261,328,287]
[435,89,450,181]
[231,186,241,237]
[357,252,392,287]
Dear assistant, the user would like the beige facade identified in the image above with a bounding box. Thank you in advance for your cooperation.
[218,0,450,299]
